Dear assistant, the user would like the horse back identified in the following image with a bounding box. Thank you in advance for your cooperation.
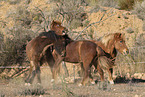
[64,41,81,62]
[64,40,98,63]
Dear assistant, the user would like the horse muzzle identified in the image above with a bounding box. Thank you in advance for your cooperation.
[62,30,66,35]
[122,49,129,55]
[62,28,68,35]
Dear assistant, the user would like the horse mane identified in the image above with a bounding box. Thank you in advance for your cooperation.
[98,33,125,47]
[99,33,114,47]
[39,30,60,41]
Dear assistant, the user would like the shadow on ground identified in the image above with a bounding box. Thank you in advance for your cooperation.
[114,76,145,84]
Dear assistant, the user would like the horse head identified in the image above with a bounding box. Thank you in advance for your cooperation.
[114,33,129,55]
[50,20,68,35]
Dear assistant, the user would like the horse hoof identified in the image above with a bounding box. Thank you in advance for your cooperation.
[110,81,114,84]
[25,83,31,86]
[91,81,95,85]
[37,83,41,86]
[78,83,82,87]
[51,79,55,83]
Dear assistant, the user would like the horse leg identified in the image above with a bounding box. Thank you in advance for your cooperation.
[89,68,95,85]
[52,56,63,82]
[62,61,69,77]
[97,65,104,82]
[80,63,91,86]
[45,55,56,82]
[73,64,75,82]
[107,68,114,84]
[84,63,95,85]
[25,61,33,85]
[26,61,37,85]
[36,62,41,84]
[80,62,84,77]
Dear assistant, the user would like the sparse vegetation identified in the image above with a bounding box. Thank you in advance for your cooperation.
[126,27,134,33]
[0,0,145,96]
[133,0,145,20]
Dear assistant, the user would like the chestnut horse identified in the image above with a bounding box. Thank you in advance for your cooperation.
[51,40,106,86]
[25,20,68,85]
[92,33,129,84]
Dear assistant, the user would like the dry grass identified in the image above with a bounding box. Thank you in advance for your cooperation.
[0,70,145,97]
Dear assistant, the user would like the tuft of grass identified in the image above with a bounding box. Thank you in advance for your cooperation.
[19,85,46,96]
[59,76,76,97]
[126,27,134,33]
[97,81,111,91]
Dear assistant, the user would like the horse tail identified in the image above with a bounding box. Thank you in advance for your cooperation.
[98,56,114,69]
[39,43,54,60]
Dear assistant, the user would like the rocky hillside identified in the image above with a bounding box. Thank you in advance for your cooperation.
[0,0,144,47]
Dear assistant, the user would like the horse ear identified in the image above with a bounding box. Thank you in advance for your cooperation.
[114,33,122,39]
[51,20,55,24]
[50,20,55,29]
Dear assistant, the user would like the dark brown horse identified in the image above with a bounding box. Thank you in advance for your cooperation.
[92,33,129,84]
[25,20,68,85]
[50,40,106,86]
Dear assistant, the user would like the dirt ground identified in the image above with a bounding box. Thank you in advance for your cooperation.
[1,67,145,97]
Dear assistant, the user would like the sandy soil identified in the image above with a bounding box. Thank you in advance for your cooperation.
[0,67,145,97]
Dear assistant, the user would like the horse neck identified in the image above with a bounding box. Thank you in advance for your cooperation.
[96,40,117,58]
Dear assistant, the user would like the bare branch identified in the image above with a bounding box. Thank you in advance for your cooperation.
[35,7,48,32]
[74,10,116,40]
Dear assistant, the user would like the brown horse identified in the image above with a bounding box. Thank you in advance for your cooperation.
[25,20,68,85]
[92,33,129,84]
[51,40,106,86]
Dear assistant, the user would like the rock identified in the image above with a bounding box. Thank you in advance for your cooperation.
[141,73,145,80]
[133,73,143,79]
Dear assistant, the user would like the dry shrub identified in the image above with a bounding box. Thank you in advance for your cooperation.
[133,0,145,20]
[118,0,143,10]
[51,0,88,30]
[98,0,118,8]
[7,0,22,5]
[0,28,32,75]
[118,0,135,10]
[115,32,145,76]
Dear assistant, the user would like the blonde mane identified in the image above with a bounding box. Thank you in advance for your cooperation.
[101,33,114,47]
[100,33,125,47]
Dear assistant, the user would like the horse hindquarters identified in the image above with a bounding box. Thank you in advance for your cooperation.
[80,43,97,85]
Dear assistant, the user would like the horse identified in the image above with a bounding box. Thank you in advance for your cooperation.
[92,33,129,84]
[50,40,106,86]
[25,20,68,85]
